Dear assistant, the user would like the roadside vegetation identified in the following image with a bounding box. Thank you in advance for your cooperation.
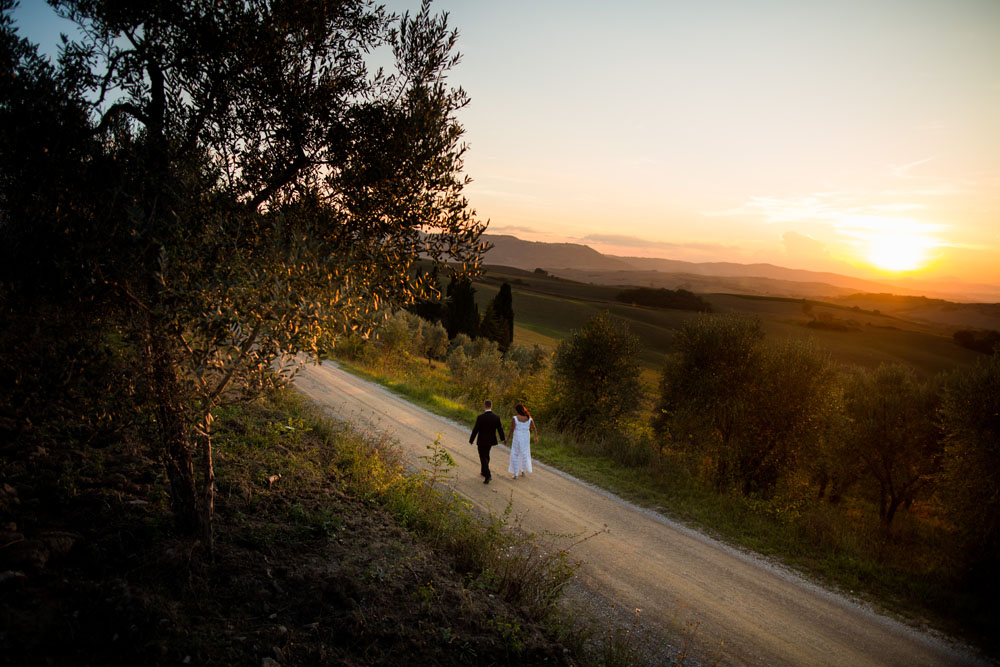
[333,290,1000,658]
[1,391,580,664]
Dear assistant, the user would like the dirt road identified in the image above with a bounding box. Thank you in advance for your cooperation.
[294,360,984,666]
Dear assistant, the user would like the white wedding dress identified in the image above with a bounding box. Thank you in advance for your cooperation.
[508,417,533,476]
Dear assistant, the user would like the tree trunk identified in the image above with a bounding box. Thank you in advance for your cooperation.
[153,350,199,535]
[884,494,902,528]
[199,413,216,555]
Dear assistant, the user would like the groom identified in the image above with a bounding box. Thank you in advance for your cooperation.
[469,399,505,484]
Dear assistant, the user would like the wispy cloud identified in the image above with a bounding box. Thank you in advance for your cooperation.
[704,191,950,261]
[890,157,933,179]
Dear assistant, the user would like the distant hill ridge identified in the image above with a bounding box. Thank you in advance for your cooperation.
[481,234,632,272]
[481,233,1000,302]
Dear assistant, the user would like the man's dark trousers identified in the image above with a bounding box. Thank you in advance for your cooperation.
[469,410,505,481]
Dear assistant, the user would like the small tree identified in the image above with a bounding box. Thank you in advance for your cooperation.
[479,301,506,351]
[491,282,516,350]
[654,315,764,488]
[842,364,943,528]
[655,315,833,496]
[733,339,834,497]
[420,318,449,365]
[479,285,514,353]
[549,313,643,433]
[940,352,1000,575]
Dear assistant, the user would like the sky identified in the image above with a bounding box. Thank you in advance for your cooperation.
[12,0,1000,288]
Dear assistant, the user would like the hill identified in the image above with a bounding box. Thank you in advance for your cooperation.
[475,265,983,379]
[482,233,1000,302]
[613,255,899,293]
[482,234,632,272]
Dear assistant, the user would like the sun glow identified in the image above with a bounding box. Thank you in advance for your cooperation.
[836,215,941,275]
[866,233,930,273]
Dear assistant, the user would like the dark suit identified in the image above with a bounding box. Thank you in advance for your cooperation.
[469,410,505,480]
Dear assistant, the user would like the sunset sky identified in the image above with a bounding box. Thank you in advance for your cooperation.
[13,0,1000,289]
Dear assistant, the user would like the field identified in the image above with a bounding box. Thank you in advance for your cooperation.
[475,266,983,378]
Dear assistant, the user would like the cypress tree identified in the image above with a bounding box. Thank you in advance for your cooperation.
[445,275,479,338]
[481,282,515,352]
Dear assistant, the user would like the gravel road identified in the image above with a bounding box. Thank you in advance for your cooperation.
[294,360,986,666]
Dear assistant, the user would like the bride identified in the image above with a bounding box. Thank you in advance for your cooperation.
[508,403,537,479]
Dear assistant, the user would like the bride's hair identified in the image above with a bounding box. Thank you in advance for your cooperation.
[514,404,531,418]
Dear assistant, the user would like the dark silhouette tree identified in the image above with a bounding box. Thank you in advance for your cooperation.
[0,0,484,550]
[479,282,514,352]
[0,3,133,454]
[445,274,479,339]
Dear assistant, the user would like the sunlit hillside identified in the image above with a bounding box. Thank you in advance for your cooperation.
[474,265,984,379]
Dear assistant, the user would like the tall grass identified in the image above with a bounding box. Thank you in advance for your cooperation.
[216,390,576,621]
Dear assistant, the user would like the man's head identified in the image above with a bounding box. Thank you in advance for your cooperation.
[484,399,492,410]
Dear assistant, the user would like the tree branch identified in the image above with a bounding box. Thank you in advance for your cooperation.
[92,102,147,134]
[249,147,310,210]
[204,319,265,408]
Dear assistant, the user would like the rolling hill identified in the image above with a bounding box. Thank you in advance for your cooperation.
[481,233,1000,303]
[472,265,986,380]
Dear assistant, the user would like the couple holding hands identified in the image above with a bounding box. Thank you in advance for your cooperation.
[469,400,537,484]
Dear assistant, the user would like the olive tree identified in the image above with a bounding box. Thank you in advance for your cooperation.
[655,315,764,487]
[5,0,485,550]
[940,352,1000,572]
[549,313,643,433]
[656,315,834,497]
[842,364,943,528]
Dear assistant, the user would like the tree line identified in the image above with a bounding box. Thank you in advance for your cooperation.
[567,314,999,584]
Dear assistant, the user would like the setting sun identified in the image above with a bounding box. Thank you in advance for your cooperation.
[866,234,930,273]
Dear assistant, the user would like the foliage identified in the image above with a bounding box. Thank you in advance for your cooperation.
[654,315,763,482]
[940,352,1000,576]
[842,364,943,528]
[615,287,711,312]
[656,316,835,497]
[0,0,485,548]
[0,2,133,451]
[420,318,450,364]
[548,313,644,434]
[447,335,548,408]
